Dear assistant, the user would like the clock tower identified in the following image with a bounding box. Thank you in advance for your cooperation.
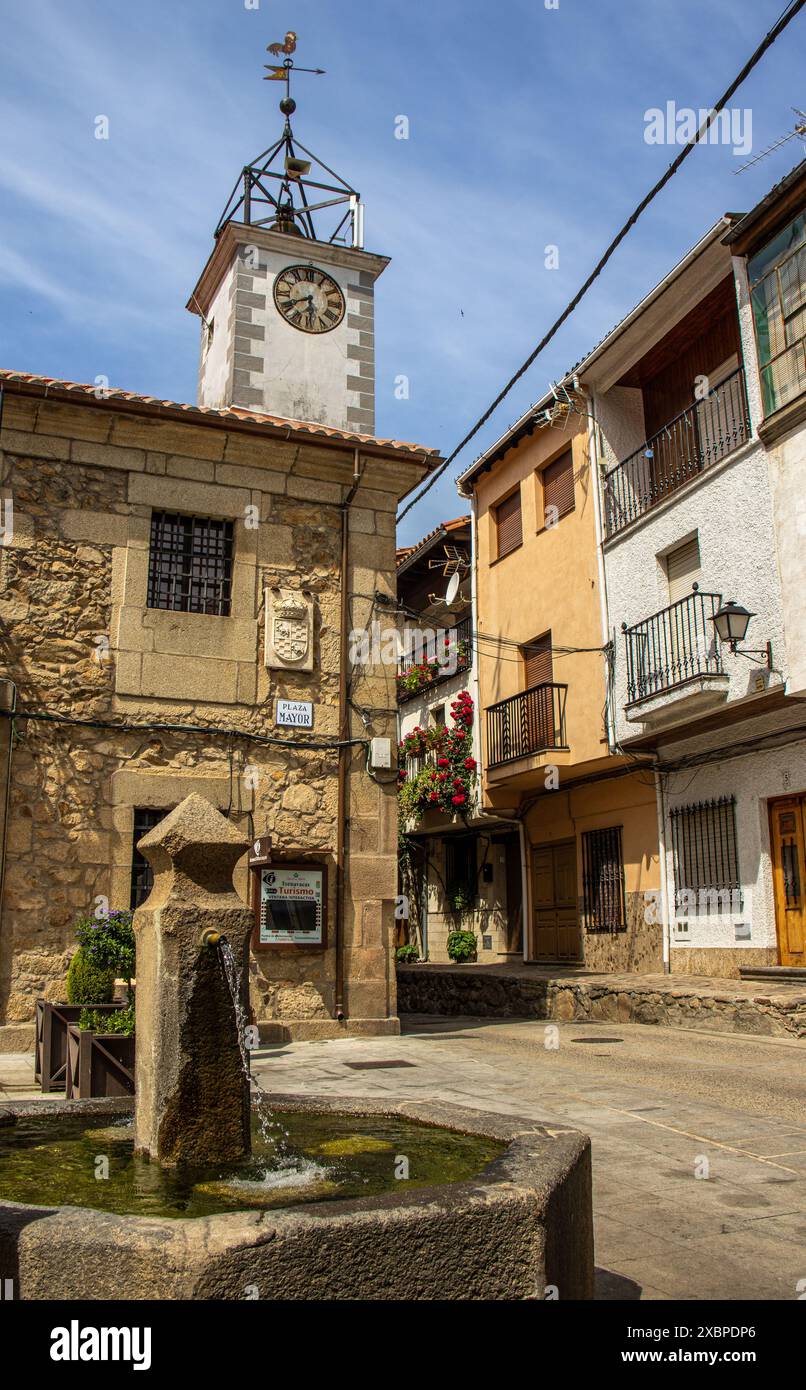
[187,46,388,435]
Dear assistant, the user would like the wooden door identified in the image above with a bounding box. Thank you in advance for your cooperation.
[532,841,580,961]
[770,796,806,967]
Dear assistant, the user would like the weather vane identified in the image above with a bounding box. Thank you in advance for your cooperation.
[264,31,325,123]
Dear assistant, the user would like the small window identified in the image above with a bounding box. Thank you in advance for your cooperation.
[129,808,167,909]
[670,796,741,914]
[665,535,701,605]
[430,705,446,726]
[495,487,522,559]
[147,512,234,616]
[540,448,575,526]
[582,826,626,932]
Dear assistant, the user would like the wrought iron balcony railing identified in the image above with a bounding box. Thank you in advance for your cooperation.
[603,368,751,538]
[486,682,568,768]
[397,615,472,704]
[623,589,724,705]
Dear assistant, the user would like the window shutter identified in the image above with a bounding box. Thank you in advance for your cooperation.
[523,632,553,689]
[542,449,575,521]
[496,488,522,558]
[666,536,701,604]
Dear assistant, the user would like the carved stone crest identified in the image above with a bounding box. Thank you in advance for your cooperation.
[265,587,315,671]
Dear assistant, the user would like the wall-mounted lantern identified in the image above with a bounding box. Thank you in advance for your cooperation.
[711,600,772,668]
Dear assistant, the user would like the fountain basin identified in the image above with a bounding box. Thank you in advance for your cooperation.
[0,1093,593,1300]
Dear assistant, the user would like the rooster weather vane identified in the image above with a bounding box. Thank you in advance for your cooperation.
[214,31,363,247]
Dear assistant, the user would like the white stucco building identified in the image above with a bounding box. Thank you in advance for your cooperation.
[575,161,806,978]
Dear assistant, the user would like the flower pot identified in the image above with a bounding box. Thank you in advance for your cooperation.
[64,1023,135,1100]
[35,1000,126,1093]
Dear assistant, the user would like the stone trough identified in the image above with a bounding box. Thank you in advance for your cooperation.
[0,1092,593,1300]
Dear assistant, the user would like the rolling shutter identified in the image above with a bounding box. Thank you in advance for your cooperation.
[666,536,701,604]
[496,487,522,558]
[542,449,575,521]
[523,631,553,689]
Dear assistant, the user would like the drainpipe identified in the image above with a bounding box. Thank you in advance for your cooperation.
[655,769,671,973]
[335,448,362,1022]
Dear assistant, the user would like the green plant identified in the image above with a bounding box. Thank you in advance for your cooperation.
[447,882,475,913]
[78,1005,135,1036]
[446,930,477,964]
[66,948,116,1006]
[397,692,477,828]
[396,944,420,964]
[74,909,136,1002]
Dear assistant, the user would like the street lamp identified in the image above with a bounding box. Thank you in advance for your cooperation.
[711,600,772,668]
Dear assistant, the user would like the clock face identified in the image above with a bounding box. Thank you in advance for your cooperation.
[273,264,346,335]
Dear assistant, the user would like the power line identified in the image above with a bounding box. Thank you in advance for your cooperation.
[397,0,806,526]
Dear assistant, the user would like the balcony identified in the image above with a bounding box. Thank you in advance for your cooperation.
[486,682,568,769]
[623,589,728,723]
[603,369,751,538]
[397,615,472,705]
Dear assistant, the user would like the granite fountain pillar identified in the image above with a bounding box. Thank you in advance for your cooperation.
[132,794,254,1166]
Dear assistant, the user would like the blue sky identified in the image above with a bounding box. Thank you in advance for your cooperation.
[1,0,804,546]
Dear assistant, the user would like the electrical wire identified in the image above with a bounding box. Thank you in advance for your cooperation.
[396,0,806,525]
[12,708,368,752]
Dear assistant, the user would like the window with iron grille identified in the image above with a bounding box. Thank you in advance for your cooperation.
[582,826,626,932]
[670,796,742,914]
[540,448,575,524]
[129,807,168,909]
[147,512,234,615]
[495,487,522,559]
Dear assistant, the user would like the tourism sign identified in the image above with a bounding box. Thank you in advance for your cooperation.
[256,862,326,947]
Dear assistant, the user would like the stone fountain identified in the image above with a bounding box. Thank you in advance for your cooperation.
[132,795,253,1167]
[0,793,595,1300]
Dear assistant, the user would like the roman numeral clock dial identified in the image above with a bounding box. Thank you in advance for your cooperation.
[273,264,346,334]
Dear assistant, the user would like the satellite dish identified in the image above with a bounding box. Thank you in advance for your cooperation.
[445,572,461,605]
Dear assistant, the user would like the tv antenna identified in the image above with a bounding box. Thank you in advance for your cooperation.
[734,108,806,175]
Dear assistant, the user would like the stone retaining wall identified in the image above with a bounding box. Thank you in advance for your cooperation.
[397,967,806,1039]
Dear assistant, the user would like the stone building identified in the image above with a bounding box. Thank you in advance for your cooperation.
[0,93,439,1048]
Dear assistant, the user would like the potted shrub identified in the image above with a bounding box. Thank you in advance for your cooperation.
[65,1000,136,1100]
[446,930,477,964]
[63,910,136,1099]
[395,944,420,964]
[36,909,135,1093]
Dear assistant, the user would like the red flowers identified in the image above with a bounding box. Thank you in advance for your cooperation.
[451,794,466,806]
[398,692,477,824]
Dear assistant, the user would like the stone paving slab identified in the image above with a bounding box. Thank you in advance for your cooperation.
[249,1017,806,1301]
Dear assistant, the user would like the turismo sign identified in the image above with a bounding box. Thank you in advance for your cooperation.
[257,863,326,947]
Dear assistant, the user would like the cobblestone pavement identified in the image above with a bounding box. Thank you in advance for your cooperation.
[252,1016,806,1301]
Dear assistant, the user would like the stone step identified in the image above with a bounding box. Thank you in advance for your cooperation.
[739,966,806,982]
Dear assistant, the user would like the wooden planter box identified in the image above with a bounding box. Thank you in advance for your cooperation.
[35,1000,124,1093]
[65,1024,135,1100]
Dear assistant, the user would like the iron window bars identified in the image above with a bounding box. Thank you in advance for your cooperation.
[147,512,234,616]
[582,826,627,933]
[129,807,167,909]
[670,795,742,914]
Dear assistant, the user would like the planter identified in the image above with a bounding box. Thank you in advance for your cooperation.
[35,1000,124,1093]
[64,1024,135,1100]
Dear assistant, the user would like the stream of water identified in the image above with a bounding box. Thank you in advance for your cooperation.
[218,939,292,1164]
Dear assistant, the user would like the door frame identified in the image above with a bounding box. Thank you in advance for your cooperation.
[768,792,806,967]
[529,837,582,963]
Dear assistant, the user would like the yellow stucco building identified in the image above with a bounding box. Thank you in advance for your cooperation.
[459,403,662,971]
